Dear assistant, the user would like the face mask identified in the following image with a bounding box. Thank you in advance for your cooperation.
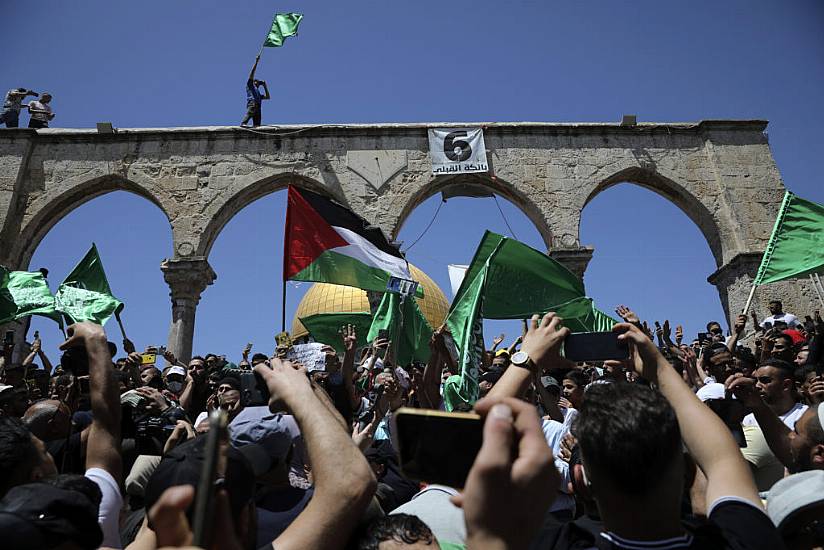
[166,381,184,394]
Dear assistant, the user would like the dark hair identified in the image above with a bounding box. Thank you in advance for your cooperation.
[190,355,206,364]
[353,514,435,550]
[774,333,793,347]
[563,370,588,388]
[41,474,103,510]
[575,383,681,495]
[759,358,795,379]
[795,364,817,385]
[251,353,268,364]
[769,300,782,306]
[706,321,721,332]
[0,416,40,497]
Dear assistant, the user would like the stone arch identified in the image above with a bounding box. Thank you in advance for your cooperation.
[580,167,726,266]
[390,173,554,250]
[196,172,341,258]
[12,173,172,269]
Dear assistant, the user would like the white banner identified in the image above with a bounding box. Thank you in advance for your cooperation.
[286,343,327,373]
[428,128,489,175]
[447,264,469,297]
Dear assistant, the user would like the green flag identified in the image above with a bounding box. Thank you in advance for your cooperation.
[754,191,824,285]
[55,244,123,325]
[5,270,62,325]
[367,291,433,366]
[0,267,16,324]
[300,311,373,354]
[263,13,303,47]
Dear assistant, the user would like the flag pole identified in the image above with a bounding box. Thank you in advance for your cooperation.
[741,284,757,314]
[810,274,824,309]
[114,310,127,340]
[281,281,287,333]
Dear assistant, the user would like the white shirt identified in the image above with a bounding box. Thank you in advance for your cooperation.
[742,401,807,430]
[28,100,52,122]
[85,467,123,549]
[542,417,575,513]
[760,312,799,328]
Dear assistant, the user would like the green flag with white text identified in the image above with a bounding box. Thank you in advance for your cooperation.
[7,270,62,324]
[55,244,123,325]
[754,191,824,285]
[0,267,16,324]
[263,13,303,47]
[300,311,373,355]
[367,291,433,366]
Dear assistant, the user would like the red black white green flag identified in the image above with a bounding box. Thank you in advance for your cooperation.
[283,186,414,293]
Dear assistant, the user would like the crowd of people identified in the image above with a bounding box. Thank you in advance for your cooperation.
[1,87,55,128]
[0,297,822,550]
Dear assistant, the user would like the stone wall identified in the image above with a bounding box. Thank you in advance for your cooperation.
[0,120,807,359]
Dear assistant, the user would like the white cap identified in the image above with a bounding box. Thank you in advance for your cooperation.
[166,366,187,377]
[696,382,725,402]
[767,470,824,530]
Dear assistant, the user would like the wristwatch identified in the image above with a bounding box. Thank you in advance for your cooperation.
[510,350,536,371]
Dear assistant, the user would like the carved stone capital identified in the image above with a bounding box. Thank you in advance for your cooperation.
[548,246,594,282]
[160,257,216,304]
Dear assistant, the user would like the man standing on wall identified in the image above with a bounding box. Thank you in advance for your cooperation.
[241,54,270,127]
[0,88,38,128]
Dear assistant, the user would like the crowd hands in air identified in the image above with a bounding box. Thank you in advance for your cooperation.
[0,298,822,549]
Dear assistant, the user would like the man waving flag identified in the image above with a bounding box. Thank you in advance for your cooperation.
[283,186,417,294]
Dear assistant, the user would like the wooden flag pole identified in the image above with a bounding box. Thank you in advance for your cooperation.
[115,310,127,341]
[741,284,757,315]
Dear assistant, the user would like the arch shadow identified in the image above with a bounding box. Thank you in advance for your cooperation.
[391,174,554,249]
[15,174,172,269]
[197,174,338,258]
[582,167,724,266]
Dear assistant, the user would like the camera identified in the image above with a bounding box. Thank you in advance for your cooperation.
[60,346,90,377]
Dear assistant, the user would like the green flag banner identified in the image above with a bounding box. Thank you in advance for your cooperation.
[300,311,373,354]
[0,267,16,324]
[367,291,433,366]
[55,244,123,325]
[754,191,824,285]
[6,270,62,325]
[443,231,617,411]
[263,13,303,47]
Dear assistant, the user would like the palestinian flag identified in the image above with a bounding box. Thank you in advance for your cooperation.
[284,186,415,293]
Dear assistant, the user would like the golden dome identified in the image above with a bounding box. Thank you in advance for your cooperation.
[291,264,450,339]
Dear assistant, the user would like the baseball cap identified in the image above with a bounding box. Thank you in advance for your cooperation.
[782,329,805,346]
[767,470,824,531]
[495,349,510,358]
[165,366,187,378]
[0,482,103,550]
[540,375,561,390]
[144,435,256,524]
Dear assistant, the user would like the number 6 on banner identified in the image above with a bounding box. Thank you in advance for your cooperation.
[444,131,472,162]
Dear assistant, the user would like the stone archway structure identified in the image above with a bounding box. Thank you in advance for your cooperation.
[1,121,817,360]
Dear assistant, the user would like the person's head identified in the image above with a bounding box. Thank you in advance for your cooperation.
[115,357,128,371]
[706,321,724,342]
[217,377,242,412]
[144,436,257,549]
[734,347,757,378]
[754,359,797,407]
[767,470,824,550]
[795,366,819,405]
[375,371,401,401]
[771,333,795,362]
[188,356,206,381]
[492,350,510,370]
[788,404,824,473]
[0,416,57,498]
[163,366,187,396]
[795,345,809,368]
[0,386,30,418]
[704,343,737,382]
[769,300,784,315]
[354,513,437,549]
[2,364,26,388]
[574,383,683,507]
[39,92,52,103]
[251,353,268,367]
[21,400,71,442]
[562,370,588,408]
[140,366,162,388]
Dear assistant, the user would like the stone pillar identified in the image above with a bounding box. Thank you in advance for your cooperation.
[707,252,819,329]
[549,247,594,286]
[161,257,216,364]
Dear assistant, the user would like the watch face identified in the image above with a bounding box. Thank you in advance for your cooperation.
[511,351,528,365]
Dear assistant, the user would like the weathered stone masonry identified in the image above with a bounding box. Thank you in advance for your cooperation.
[0,121,817,360]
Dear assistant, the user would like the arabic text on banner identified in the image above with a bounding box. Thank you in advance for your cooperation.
[428,128,489,175]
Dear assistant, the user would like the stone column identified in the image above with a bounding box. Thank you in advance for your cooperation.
[549,247,594,287]
[161,257,216,364]
[707,252,819,329]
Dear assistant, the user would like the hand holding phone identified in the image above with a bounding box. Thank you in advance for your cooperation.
[563,331,629,362]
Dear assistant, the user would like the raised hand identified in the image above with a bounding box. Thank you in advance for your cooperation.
[452,398,558,549]
[352,419,377,451]
[122,337,136,355]
[725,374,763,409]
[254,358,313,413]
[734,314,747,335]
[751,311,761,332]
[809,377,824,406]
[520,312,570,370]
[492,334,505,348]
[60,322,107,350]
[675,324,684,345]
[163,349,177,366]
[341,324,357,352]
[615,304,640,324]
[242,342,253,360]
[662,320,672,340]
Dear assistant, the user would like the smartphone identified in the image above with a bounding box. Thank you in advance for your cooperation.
[141,353,157,365]
[563,332,629,362]
[395,407,482,488]
[697,332,709,344]
[239,369,271,407]
[192,409,229,548]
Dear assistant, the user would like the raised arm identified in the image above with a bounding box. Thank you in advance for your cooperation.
[60,323,122,481]
[255,360,376,550]
[726,314,747,352]
[248,54,260,81]
[617,323,762,510]
[259,81,270,100]
[421,329,445,408]
[341,324,361,410]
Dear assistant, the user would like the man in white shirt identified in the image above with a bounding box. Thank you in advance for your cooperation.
[761,300,799,329]
[26,92,54,129]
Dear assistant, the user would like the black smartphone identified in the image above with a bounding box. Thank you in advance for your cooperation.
[563,332,629,362]
[193,410,229,548]
[239,370,270,407]
[395,407,482,488]
[697,332,709,345]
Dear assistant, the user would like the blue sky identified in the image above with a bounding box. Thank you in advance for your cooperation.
[4,1,824,360]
